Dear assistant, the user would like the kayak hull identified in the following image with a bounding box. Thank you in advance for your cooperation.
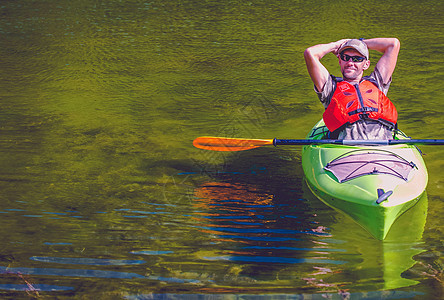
[302,120,428,240]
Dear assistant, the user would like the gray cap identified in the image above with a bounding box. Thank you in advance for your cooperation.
[338,39,369,60]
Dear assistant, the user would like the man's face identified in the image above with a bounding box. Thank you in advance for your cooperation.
[339,49,370,82]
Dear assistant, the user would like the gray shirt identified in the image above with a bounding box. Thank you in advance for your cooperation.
[315,67,395,140]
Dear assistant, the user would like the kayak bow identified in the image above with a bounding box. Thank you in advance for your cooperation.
[301,120,428,240]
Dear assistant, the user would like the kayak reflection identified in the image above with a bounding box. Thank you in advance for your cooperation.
[307,187,428,290]
[191,177,427,291]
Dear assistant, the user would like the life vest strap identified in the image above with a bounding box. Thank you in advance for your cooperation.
[348,107,379,116]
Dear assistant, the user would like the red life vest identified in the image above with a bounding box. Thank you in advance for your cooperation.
[323,80,398,132]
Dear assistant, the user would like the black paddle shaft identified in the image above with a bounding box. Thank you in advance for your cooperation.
[273,138,444,146]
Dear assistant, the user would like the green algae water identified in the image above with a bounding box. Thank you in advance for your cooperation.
[0,0,442,298]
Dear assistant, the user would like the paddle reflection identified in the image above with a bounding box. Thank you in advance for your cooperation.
[192,181,342,264]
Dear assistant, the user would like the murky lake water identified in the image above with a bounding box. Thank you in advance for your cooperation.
[0,0,443,298]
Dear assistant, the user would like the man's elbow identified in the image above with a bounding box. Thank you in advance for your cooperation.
[391,38,401,52]
[304,47,315,62]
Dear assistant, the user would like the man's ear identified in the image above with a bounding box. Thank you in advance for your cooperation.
[363,60,371,70]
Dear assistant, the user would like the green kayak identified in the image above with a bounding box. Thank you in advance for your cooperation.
[302,120,428,240]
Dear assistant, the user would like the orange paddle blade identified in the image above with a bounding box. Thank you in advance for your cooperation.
[193,137,274,151]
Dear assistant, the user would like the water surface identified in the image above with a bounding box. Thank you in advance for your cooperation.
[0,0,442,298]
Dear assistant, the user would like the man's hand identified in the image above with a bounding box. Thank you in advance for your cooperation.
[332,39,351,56]
[304,39,350,92]
[363,38,400,85]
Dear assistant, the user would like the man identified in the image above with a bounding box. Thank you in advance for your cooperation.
[304,38,401,139]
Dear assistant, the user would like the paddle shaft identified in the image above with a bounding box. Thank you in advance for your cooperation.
[273,138,444,146]
[193,136,444,151]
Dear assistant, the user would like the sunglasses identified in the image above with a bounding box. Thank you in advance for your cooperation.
[340,53,366,62]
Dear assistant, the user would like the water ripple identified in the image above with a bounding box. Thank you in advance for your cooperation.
[1,266,202,285]
[243,246,347,253]
[131,250,174,255]
[30,256,146,266]
[203,255,347,265]
[0,266,145,279]
[0,283,74,292]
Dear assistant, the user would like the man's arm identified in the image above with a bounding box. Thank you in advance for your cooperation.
[363,38,400,85]
[304,39,349,92]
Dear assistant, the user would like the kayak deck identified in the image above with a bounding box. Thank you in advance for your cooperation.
[302,120,428,240]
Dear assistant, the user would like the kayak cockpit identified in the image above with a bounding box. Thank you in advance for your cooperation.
[324,149,417,183]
